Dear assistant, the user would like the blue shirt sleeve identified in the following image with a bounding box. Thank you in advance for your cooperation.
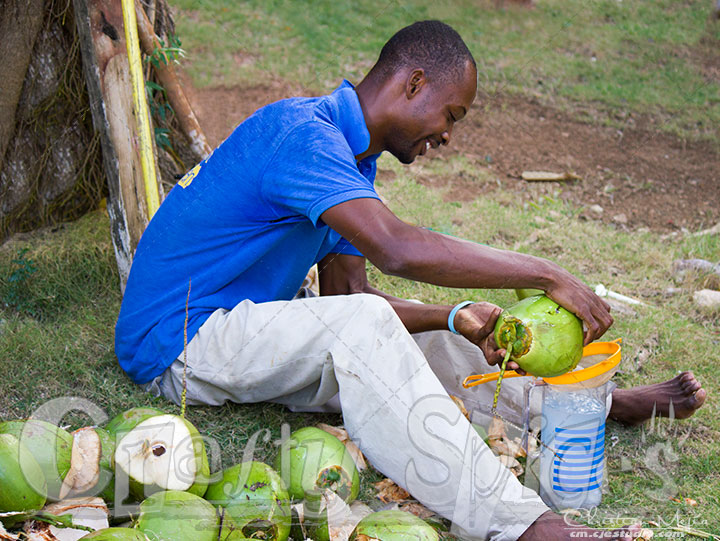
[261,120,380,227]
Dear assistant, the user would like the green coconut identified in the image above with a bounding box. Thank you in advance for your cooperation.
[94,427,117,502]
[113,414,210,500]
[0,433,47,523]
[79,528,150,540]
[274,427,360,503]
[349,510,439,541]
[205,461,290,541]
[494,294,584,378]
[515,288,544,300]
[0,419,73,501]
[105,407,165,437]
[135,490,219,541]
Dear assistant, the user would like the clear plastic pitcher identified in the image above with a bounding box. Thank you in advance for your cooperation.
[463,340,622,510]
[536,380,615,510]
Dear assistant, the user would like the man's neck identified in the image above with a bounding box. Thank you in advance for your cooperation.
[354,75,391,161]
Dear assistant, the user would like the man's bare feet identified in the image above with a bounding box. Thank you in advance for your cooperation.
[518,511,641,541]
[609,371,706,426]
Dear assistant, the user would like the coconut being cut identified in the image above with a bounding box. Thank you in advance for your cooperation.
[113,414,209,500]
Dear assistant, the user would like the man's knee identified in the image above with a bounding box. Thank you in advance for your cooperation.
[349,293,396,320]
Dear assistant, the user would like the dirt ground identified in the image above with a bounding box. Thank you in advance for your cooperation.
[183,74,720,234]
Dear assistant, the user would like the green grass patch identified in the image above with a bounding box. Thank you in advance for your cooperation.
[174,0,720,142]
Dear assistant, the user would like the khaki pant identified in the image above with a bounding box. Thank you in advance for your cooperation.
[146,294,550,540]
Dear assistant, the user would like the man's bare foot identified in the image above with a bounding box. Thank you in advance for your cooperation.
[518,511,641,541]
[609,371,706,426]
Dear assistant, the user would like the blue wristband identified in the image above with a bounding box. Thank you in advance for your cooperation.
[448,301,474,335]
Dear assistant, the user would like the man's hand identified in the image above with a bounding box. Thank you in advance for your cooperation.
[452,302,525,373]
[544,271,613,346]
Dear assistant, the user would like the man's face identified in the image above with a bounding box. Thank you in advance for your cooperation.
[386,61,477,164]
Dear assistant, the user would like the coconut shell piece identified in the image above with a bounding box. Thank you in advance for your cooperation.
[23,497,109,541]
[0,522,20,540]
[59,429,102,499]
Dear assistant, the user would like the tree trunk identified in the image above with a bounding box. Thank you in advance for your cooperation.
[0,0,45,172]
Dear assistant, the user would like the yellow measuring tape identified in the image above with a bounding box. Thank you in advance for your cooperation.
[121,0,160,218]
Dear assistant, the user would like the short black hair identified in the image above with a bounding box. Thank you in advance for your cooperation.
[370,20,476,83]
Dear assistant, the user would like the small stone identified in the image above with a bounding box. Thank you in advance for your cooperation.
[693,289,720,309]
[589,204,604,215]
[613,213,628,225]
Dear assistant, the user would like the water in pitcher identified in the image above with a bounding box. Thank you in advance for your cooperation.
[539,384,607,510]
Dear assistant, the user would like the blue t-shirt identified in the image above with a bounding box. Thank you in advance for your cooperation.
[115,80,381,384]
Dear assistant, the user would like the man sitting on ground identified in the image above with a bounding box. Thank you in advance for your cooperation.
[115,20,706,540]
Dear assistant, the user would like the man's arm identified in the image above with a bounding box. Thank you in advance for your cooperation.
[320,198,612,345]
[318,252,513,368]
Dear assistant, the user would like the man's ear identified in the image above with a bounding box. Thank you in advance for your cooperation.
[405,68,426,99]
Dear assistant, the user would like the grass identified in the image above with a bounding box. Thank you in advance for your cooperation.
[173,0,720,142]
[1,0,719,537]
[1,161,718,533]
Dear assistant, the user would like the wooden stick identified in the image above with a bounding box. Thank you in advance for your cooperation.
[134,0,212,161]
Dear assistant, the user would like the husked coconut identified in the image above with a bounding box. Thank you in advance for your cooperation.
[113,414,209,500]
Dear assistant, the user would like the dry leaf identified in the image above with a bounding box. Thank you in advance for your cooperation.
[488,417,506,441]
[398,502,435,520]
[317,423,367,471]
[449,395,470,420]
[487,418,528,459]
[634,528,654,540]
[374,478,410,503]
[497,455,524,477]
[670,497,698,507]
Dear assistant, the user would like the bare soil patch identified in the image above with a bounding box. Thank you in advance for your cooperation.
[183,74,720,233]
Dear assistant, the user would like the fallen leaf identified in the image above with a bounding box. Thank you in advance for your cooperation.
[374,478,410,503]
[317,423,367,471]
[497,455,523,477]
[671,497,698,507]
[449,395,470,420]
[398,502,436,520]
[488,417,507,442]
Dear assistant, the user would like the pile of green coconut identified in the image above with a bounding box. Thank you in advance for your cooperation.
[0,407,439,540]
